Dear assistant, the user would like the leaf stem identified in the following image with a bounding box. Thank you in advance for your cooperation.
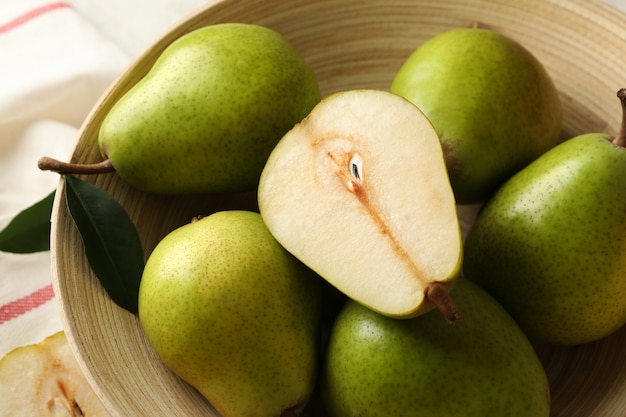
[38,156,116,175]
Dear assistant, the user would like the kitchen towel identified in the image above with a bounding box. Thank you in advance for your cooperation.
[0,0,129,358]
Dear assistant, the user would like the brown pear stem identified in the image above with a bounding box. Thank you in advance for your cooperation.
[37,156,116,175]
[426,282,461,324]
[613,88,626,148]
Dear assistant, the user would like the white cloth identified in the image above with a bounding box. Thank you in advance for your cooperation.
[0,0,130,358]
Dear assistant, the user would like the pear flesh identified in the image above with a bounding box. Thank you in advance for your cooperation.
[138,210,321,417]
[0,331,110,416]
[321,278,550,417]
[258,89,462,319]
[98,23,320,195]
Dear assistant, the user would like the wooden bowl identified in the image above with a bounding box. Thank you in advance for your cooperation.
[50,0,626,415]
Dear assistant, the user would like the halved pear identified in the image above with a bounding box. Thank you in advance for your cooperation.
[0,331,110,416]
[258,89,463,320]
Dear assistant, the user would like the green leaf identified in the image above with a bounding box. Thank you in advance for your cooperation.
[0,191,55,253]
[64,175,144,313]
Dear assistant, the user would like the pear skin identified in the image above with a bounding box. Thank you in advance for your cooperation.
[138,210,321,416]
[464,89,626,346]
[98,23,320,194]
[464,135,626,345]
[391,28,562,203]
[321,278,550,417]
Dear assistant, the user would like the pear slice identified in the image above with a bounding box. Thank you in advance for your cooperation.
[0,331,110,416]
[258,89,463,320]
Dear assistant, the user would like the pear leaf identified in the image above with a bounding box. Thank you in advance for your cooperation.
[64,175,144,314]
[0,191,55,253]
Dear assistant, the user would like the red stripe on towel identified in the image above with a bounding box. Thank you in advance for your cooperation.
[0,284,55,325]
[0,2,72,34]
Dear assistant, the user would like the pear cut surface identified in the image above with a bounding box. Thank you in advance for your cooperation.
[0,331,110,416]
[258,89,462,318]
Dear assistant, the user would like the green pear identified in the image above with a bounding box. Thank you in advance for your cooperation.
[321,278,550,417]
[463,89,626,346]
[391,27,562,203]
[39,23,320,194]
[258,89,462,322]
[138,210,321,417]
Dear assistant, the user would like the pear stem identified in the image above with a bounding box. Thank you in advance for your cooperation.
[613,88,626,148]
[37,156,116,175]
[426,282,461,324]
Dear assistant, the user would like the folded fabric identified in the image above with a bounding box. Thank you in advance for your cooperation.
[0,0,129,358]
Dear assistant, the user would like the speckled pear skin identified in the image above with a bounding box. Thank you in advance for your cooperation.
[99,23,320,195]
[137,210,321,417]
[463,134,626,346]
[321,278,550,417]
[391,28,562,203]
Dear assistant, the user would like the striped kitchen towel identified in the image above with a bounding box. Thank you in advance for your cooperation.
[0,0,129,358]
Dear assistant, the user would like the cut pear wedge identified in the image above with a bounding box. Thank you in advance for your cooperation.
[0,331,110,416]
[258,89,463,321]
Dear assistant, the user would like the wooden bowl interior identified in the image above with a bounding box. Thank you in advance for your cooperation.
[50,0,626,415]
